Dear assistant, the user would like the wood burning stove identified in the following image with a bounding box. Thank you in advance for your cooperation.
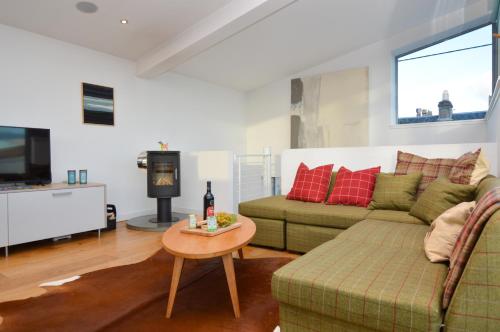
[127,150,186,232]
[147,151,180,223]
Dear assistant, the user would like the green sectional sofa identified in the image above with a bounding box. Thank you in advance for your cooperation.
[238,195,425,253]
[238,177,500,331]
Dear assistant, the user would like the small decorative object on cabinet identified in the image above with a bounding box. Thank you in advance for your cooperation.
[79,170,88,184]
[67,170,76,184]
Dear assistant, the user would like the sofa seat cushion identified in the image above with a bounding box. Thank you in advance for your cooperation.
[272,220,448,332]
[286,223,343,253]
[334,220,429,250]
[366,209,426,225]
[248,217,285,249]
[286,203,370,229]
[238,195,296,220]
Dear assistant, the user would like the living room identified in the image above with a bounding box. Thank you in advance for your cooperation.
[0,0,499,331]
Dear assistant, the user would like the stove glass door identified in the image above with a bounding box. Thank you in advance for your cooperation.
[152,161,175,187]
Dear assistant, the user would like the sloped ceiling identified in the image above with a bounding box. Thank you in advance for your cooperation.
[174,0,496,91]
[0,0,496,91]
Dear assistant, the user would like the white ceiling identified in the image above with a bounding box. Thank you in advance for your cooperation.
[0,0,232,60]
[0,0,496,91]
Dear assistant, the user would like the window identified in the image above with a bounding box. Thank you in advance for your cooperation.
[396,24,496,124]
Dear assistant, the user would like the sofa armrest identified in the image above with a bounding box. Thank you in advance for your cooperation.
[445,210,500,331]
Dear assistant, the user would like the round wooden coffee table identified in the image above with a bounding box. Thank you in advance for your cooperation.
[161,214,256,318]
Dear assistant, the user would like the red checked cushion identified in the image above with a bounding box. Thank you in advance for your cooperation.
[286,162,334,203]
[326,166,381,207]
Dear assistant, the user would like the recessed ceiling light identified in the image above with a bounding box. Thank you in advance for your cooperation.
[76,1,98,14]
[120,19,128,24]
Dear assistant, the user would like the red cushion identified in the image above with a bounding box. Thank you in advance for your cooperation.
[326,166,381,207]
[286,162,334,203]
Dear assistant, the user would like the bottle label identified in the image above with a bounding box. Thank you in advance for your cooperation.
[207,204,214,217]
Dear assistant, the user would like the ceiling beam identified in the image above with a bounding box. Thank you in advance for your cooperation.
[136,0,296,78]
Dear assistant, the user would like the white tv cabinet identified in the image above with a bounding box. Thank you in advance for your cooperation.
[0,183,106,256]
[0,194,7,251]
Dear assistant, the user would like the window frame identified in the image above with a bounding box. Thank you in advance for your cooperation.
[395,22,498,124]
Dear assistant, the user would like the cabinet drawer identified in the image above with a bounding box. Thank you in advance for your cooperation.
[8,186,105,246]
[0,194,7,247]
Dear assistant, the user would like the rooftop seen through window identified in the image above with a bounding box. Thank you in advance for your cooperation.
[397,25,493,124]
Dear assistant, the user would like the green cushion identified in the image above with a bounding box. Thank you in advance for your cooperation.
[409,178,475,225]
[325,171,337,199]
[272,219,447,331]
[238,195,296,220]
[286,203,370,229]
[475,175,500,201]
[368,172,422,211]
[366,209,426,225]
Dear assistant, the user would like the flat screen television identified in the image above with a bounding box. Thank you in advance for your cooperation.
[0,126,51,184]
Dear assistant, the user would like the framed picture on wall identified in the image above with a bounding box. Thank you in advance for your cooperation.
[82,82,114,126]
[290,67,368,148]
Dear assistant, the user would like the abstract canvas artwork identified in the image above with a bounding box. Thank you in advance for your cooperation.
[290,67,369,148]
[82,83,114,126]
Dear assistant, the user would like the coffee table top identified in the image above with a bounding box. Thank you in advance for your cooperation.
[162,214,256,259]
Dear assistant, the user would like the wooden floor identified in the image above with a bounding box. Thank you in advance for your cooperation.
[0,222,297,304]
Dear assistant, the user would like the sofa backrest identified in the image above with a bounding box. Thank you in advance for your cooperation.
[281,143,498,194]
[475,176,500,201]
[445,176,500,330]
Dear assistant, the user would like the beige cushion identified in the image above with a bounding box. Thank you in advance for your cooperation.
[424,201,476,262]
[470,150,490,185]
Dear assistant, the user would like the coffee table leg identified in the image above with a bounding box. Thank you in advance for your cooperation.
[222,253,240,318]
[166,256,184,318]
[238,248,244,259]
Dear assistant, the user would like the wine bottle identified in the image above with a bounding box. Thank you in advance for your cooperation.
[203,181,215,220]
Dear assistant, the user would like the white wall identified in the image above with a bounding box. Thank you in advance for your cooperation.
[177,151,236,214]
[245,5,493,162]
[0,24,246,220]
